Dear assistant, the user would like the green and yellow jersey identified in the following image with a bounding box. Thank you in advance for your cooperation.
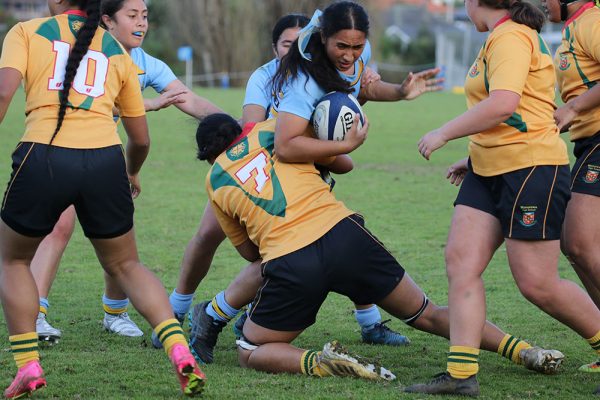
[0,11,145,149]
[465,17,568,176]
[207,119,353,262]
[555,3,600,141]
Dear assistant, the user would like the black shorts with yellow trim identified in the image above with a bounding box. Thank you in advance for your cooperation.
[571,131,600,196]
[249,214,405,332]
[1,142,133,238]
[455,160,570,240]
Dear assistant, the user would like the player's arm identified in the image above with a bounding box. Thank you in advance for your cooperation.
[242,104,267,125]
[275,112,368,162]
[0,68,22,124]
[235,239,260,262]
[555,85,600,131]
[122,115,150,197]
[358,67,443,103]
[166,79,223,119]
[418,90,520,159]
[315,154,354,174]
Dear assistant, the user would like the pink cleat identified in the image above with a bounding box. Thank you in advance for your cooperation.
[170,344,206,397]
[4,361,46,399]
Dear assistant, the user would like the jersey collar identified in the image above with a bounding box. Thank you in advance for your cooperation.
[564,2,595,29]
[493,14,511,30]
[64,10,87,17]
[229,122,256,148]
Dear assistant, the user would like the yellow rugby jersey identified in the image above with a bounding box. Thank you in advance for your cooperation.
[0,11,145,149]
[207,119,353,262]
[555,3,600,141]
[465,18,568,176]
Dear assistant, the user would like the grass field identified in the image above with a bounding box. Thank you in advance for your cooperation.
[0,88,595,399]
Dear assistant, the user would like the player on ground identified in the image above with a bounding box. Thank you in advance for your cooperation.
[29,0,222,341]
[193,113,564,382]
[406,0,600,396]
[0,0,204,397]
[187,0,442,363]
[545,0,600,383]
[186,13,408,360]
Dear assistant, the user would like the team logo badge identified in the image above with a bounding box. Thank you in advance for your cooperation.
[226,138,249,161]
[519,206,538,227]
[71,20,83,32]
[559,53,571,71]
[584,165,600,184]
[468,63,480,78]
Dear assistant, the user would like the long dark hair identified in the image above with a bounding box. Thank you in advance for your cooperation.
[196,114,242,161]
[271,13,309,46]
[272,1,369,96]
[480,0,545,32]
[50,0,101,145]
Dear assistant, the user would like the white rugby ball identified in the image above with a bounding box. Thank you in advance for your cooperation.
[312,92,365,141]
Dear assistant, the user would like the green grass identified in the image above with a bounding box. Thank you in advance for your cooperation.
[0,88,595,399]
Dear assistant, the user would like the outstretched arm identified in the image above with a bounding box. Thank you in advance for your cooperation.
[359,67,443,102]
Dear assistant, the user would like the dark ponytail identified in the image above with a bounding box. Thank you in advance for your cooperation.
[196,114,242,161]
[509,1,545,32]
[479,0,544,32]
[50,0,101,145]
[273,1,369,96]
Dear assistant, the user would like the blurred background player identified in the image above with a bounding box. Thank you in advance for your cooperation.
[407,0,600,396]
[0,0,204,397]
[30,0,222,341]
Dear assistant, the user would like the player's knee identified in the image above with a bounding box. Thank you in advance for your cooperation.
[192,226,226,252]
[515,278,553,308]
[402,295,430,326]
[236,335,259,369]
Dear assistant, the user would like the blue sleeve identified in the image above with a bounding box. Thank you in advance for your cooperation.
[277,73,324,121]
[136,49,177,93]
[362,40,372,66]
[243,64,273,109]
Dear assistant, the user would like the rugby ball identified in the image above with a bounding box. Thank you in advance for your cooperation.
[312,92,364,141]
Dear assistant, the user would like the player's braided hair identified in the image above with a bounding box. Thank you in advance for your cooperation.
[50,0,101,145]
[273,1,369,96]
[480,0,545,32]
[196,114,242,161]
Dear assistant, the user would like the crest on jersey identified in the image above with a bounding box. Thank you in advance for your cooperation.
[226,138,249,161]
[519,205,538,227]
[71,20,83,32]
[559,53,571,71]
[468,63,480,78]
[584,165,600,184]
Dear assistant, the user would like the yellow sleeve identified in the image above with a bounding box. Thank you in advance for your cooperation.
[114,58,145,118]
[486,30,532,95]
[582,18,600,63]
[0,23,28,75]
[210,199,249,247]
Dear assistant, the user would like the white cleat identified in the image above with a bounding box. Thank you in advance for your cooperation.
[36,313,61,344]
[103,312,143,337]
[318,340,396,381]
[520,346,564,374]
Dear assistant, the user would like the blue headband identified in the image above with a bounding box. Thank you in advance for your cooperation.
[298,9,322,61]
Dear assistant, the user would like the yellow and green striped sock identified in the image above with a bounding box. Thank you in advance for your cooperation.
[102,304,128,316]
[10,332,39,368]
[154,318,187,356]
[300,350,329,377]
[498,335,531,364]
[447,346,479,379]
[586,330,600,356]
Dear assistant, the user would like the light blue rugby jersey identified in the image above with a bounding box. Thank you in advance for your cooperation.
[131,47,177,92]
[269,40,371,120]
[243,58,278,116]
